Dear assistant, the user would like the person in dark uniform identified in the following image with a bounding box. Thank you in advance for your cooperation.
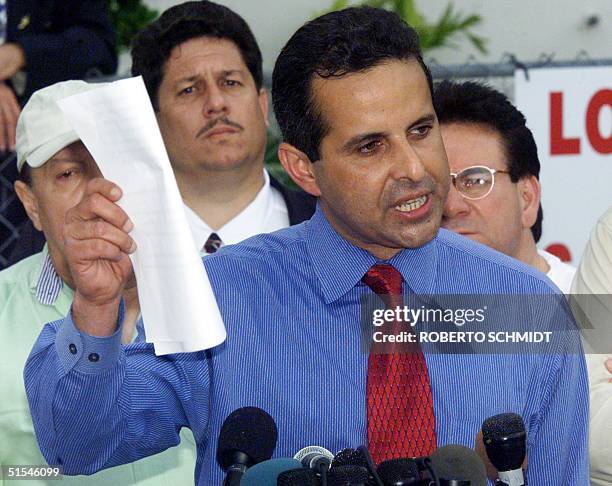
[0,0,117,268]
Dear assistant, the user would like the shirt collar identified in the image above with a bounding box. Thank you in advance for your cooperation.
[183,169,274,252]
[30,245,64,306]
[305,204,439,304]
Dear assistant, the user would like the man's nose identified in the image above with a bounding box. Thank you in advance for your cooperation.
[443,181,471,221]
[204,84,228,117]
[390,140,428,182]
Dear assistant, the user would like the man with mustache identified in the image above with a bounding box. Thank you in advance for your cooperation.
[3,2,313,483]
[11,0,315,262]
[25,6,587,484]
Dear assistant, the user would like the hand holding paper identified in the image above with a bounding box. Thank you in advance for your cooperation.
[58,76,226,355]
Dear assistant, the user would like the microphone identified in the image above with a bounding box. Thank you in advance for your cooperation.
[277,468,318,485]
[429,445,487,486]
[294,445,334,486]
[481,414,526,486]
[294,445,334,473]
[239,458,301,485]
[216,407,278,486]
[327,465,371,485]
[376,458,422,485]
[332,447,384,486]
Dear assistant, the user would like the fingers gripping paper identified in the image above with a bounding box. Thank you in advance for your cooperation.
[58,77,226,355]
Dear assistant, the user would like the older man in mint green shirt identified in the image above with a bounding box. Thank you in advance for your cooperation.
[0,247,197,485]
[0,80,196,484]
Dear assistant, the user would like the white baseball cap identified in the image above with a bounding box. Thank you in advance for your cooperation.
[16,80,107,172]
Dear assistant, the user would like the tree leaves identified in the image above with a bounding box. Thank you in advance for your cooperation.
[316,0,488,54]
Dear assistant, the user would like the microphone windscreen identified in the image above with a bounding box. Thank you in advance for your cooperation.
[327,465,370,485]
[377,458,420,484]
[332,448,368,469]
[277,468,317,486]
[239,458,301,485]
[216,406,278,469]
[482,413,525,441]
[429,445,487,486]
[481,413,526,472]
[294,445,334,466]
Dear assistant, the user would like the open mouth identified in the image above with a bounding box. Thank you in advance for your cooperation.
[395,195,428,213]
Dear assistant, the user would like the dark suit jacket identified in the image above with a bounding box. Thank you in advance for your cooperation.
[6,0,117,102]
[7,175,317,266]
[270,175,316,225]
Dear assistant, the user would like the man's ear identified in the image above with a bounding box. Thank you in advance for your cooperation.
[277,142,321,197]
[258,88,270,128]
[518,175,541,229]
[14,180,43,231]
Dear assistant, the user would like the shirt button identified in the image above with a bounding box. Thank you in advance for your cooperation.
[69,343,77,354]
[88,353,100,363]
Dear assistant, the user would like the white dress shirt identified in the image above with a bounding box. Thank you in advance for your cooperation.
[538,249,576,294]
[183,170,289,254]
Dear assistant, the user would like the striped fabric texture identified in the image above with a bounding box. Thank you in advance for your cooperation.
[25,206,588,484]
[34,252,62,306]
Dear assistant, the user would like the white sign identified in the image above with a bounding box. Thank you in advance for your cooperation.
[515,66,611,264]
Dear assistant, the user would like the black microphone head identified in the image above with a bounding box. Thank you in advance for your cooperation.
[429,445,487,486]
[332,448,368,469]
[277,468,317,486]
[216,406,278,470]
[331,447,382,485]
[377,458,420,485]
[481,413,526,472]
[328,465,370,485]
[482,413,525,440]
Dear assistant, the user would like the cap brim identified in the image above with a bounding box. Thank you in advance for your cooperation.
[17,131,81,172]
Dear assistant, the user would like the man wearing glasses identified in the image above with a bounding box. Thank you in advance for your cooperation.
[434,80,576,294]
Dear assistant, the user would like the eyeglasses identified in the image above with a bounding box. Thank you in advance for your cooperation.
[449,165,511,200]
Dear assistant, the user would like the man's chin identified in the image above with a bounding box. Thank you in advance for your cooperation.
[396,223,441,249]
[197,152,252,172]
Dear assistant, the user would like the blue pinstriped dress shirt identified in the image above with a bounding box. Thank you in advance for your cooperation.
[25,206,588,484]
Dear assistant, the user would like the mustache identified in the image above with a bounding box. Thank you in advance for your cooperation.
[196,117,244,138]
[388,177,436,202]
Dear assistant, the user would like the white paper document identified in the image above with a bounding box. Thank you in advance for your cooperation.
[58,76,226,355]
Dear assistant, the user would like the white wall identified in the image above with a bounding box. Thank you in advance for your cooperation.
[144,0,612,74]
[144,0,332,74]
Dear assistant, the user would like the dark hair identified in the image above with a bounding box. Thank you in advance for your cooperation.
[18,164,32,186]
[272,6,432,162]
[131,1,263,110]
[433,80,543,242]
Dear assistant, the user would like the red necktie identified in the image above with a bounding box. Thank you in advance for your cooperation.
[362,263,436,464]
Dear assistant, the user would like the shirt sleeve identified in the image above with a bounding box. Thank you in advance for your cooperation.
[24,307,210,475]
[525,310,589,484]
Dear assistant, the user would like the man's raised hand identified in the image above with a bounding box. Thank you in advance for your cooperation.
[64,178,136,336]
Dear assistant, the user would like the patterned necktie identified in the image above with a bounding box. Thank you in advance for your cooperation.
[362,263,436,464]
[204,232,223,254]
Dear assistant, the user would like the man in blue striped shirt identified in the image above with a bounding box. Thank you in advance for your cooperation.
[25,6,588,485]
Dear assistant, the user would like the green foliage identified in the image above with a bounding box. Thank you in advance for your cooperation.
[108,0,159,52]
[316,0,487,54]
